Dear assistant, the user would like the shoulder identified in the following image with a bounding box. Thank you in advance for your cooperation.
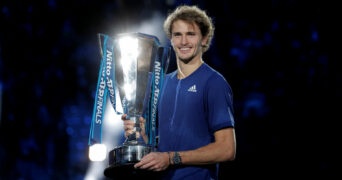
[165,70,177,79]
[202,64,228,84]
[200,64,233,94]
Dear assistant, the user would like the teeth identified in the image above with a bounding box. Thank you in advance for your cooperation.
[180,47,190,50]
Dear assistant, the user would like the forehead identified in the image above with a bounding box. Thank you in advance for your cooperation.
[171,19,200,33]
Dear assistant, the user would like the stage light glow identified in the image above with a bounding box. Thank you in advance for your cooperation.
[85,103,123,179]
[88,143,107,161]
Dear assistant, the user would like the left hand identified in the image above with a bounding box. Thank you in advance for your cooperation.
[134,152,170,171]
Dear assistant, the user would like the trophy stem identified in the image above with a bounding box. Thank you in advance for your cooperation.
[123,115,142,144]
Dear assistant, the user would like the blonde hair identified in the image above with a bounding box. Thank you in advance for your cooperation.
[163,5,215,53]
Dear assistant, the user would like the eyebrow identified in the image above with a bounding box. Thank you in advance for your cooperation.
[172,31,196,36]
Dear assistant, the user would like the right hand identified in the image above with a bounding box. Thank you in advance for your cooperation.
[121,114,148,143]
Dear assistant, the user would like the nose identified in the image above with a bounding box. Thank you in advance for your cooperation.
[181,36,188,45]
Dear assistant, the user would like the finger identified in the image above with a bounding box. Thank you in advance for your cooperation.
[134,159,144,169]
[134,159,152,169]
[135,131,141,138]
[139,117,145,123]
[125,132,131,138]
[139,117,145,130]
[123,120,134,126]
[125,130,141,138]
[121,114,128,120]
[124,126,132,131]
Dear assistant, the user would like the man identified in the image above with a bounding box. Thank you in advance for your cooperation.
[123,5,236,179]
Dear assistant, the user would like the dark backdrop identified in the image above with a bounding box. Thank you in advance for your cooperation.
[0,0,338,179]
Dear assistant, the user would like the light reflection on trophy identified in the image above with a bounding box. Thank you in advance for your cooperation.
[88,32,170,178]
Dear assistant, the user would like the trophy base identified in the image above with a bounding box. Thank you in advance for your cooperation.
[104,144,159,179]
[104,163,161,179]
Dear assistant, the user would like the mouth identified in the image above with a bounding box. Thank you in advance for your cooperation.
[179,47,191,54]
[180,47,190,50]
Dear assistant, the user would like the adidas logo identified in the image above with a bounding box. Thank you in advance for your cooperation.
[187,85,197,92]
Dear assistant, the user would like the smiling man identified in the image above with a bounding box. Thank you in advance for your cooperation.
[122,5,236,180]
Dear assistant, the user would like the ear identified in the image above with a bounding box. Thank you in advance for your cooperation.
[201,36,209,46]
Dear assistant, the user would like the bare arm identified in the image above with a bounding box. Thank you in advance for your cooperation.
[175,128,236,165]
[134,128,236,171]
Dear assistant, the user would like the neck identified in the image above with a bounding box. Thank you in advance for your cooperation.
[177,58,203,79]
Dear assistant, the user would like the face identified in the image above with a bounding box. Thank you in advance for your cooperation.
[170,20,207,64]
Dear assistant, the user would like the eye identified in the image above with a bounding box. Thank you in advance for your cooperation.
[173,33,181,37]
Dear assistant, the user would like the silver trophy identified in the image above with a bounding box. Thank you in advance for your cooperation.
[88,32,170,178]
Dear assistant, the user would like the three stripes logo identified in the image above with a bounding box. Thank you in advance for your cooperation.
[187,85,197,92]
